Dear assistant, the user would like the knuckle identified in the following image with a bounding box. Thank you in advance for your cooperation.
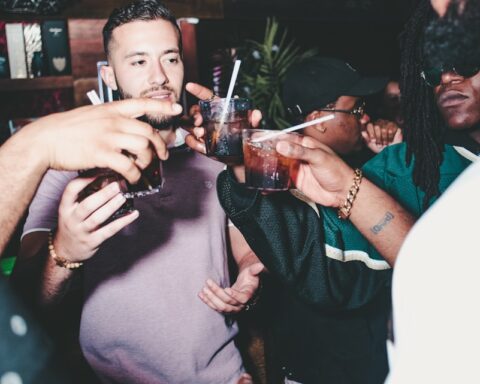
[144,123,155,136]
[134,137,150,151]
[80,237,91,249]
[86,215,101,228]
[75,204,88,218]
[125,159,137,173]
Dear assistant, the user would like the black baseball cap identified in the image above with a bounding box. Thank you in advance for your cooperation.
[283,56,388,119]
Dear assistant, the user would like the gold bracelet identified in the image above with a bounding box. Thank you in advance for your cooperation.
[48,230,83,269]
[337,168,363,220]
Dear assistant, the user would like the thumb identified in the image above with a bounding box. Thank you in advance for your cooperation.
[361,130,370,143]
[185,82,215,100]
[185,133,206,153]
[248,262,265,276]
[393,128,403,144]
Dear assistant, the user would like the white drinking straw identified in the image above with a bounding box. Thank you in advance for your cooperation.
[87,90,103,105]
[219,60,242,126]
[252,114,335,143]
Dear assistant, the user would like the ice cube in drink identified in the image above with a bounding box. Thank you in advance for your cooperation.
[200,97,251,165]
[204,118,249,165]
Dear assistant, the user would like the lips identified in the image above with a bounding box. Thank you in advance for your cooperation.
[145,91,172,100]
[438,91,468,108]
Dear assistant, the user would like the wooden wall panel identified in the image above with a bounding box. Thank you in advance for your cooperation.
[179,20,199,84]
[68,18,106,78]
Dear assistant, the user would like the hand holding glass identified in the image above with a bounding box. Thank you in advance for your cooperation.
[78,153,163,222]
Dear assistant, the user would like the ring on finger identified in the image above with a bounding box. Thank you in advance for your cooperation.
[203,93,216,102]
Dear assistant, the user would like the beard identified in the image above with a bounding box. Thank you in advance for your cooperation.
[424,0,480,68]
[116,82,181,131]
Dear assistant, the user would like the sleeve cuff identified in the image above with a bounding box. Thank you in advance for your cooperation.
[216,167,260,223]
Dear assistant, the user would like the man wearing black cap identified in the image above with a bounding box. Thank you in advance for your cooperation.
[251,57,392,384]
[283,56,400,165]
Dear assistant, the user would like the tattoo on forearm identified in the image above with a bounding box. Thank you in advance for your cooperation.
[370,212,394,235]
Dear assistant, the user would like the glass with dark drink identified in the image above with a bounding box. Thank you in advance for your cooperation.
[242,129,300,191]
[123,154,164,197]
[199,97,251,165]
[78,168,134,222]
[78,155,164,223]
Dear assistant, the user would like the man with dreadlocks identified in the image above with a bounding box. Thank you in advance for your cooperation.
[388,0,480,381]
[398,0,480,208]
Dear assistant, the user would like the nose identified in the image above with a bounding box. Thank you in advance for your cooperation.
[439,70,463,86]
[149,62,168,86]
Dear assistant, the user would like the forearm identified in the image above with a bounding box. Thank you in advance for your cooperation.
[0,127,49,254]
[13,234,76,308]
[40,253,76,307]
[231,165,245,183]
[235,250,260,273]
[348,178,416,266]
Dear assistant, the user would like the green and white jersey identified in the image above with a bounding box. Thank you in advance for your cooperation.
[217,143,475,311]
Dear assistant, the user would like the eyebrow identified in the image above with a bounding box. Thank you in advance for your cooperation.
[124,48,180,59]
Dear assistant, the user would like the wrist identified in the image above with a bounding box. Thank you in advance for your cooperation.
[337,168,363,220]
[237,255,258,273]
[6,122,50,174]
[230,165,245,183]
[49,230,83,270]
[331,164,358,208]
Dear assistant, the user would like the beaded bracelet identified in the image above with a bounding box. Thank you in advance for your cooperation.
[48,230,83,269]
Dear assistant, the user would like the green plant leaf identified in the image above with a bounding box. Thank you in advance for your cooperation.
[238,17,317,129]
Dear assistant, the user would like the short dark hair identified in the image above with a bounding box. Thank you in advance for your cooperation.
[103,0,182,57]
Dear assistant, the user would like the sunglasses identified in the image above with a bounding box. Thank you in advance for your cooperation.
[317,101,366,118]
[420,65,480,87]
[287,100,366,123]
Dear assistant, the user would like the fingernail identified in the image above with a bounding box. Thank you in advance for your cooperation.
[114,194,126,204]
[110,182,121,193]
[129,210,140,220]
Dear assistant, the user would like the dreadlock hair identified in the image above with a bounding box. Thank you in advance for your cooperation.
[399,0,447,208]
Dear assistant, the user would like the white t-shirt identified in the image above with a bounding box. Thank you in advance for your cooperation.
[387,158,480,383]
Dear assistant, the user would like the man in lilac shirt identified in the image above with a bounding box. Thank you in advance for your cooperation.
[13,1,261,383]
